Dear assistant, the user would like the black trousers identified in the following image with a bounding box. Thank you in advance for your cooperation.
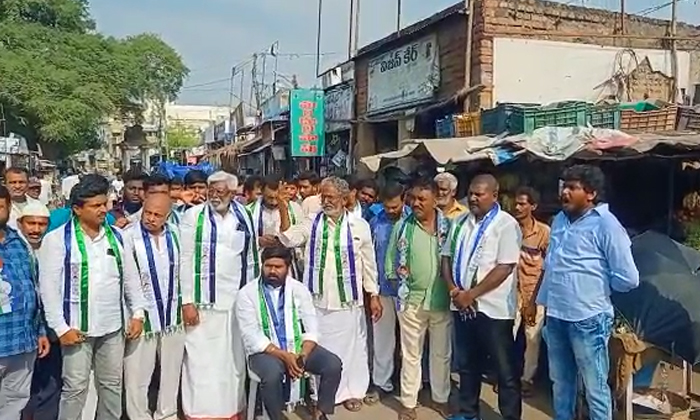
[248,345,342,420]
[453,312,522,420]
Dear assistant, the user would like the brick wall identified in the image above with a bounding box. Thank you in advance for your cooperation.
[472,0,700,108]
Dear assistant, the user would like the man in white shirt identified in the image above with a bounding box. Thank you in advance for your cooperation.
[440,174,522,420]
[237,246,342,420]
[38,174,146,420]
[123,194,184,420]
[5,167,42,229]
[179,171,259,420]
[277,176,382,413]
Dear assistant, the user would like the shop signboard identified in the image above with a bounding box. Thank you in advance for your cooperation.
[324,83,353,133]
[290,89,325,157]
[366,34,440,114]
[261,90,290,121]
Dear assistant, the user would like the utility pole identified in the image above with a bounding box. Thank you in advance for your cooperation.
[271,41,279,94]
[228,66,236,109]
[348,0,355,60]
[250,54,259,108]
[619,0,625,35]
[352,0,361,57]
[261,53,267,101]
[396,0,402,32]
[314,0,323,78]
[670,0,678,103]
[463,0,475,112]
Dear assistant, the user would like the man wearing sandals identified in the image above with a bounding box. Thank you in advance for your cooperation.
[237,246,342,420]
[277,176,382,414]
[385,178,452,420]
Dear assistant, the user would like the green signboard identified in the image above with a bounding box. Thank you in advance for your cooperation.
[290,89,325,157]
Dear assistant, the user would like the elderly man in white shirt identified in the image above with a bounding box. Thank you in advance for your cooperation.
[441,174,522,420]
[123,194,184,420]
[38,174,146,420]
[179,171,259,420]
[277,176,382,413]
[237,246,342,420]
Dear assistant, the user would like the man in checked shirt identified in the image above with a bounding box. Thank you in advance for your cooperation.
[0,185,51,420]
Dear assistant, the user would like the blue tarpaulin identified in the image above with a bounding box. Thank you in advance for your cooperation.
[153,161,216,180]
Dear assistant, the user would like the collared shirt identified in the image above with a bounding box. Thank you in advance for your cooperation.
[251,202,304,237]
[39,223,145,338]
[236,277,319,356]
[8,195,42,229]
[47,207,116,233]
[537,203,639,322]
[0,228,45,358]
[385,215,450,311]
[517,217,550,305]
[279,212,379,310]
[369,206,410,296]
[441,210,521,319]
[441,200,468,220]
[126,205,182,227]
[179,203,252,309]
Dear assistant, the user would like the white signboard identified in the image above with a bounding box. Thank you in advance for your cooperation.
[367,35,440,114]
[324,83,353,133]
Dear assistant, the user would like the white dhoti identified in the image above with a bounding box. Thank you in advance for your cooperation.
[317,306,369,404]
[182,309,246,420]
[124,331,186,420]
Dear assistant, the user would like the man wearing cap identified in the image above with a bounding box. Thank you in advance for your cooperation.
[17,203,62,420]
[27,178,43,201]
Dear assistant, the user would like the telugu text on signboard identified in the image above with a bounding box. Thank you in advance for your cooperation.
[367,35,440,114]
[290,89,325,157]
[324,83,353,133]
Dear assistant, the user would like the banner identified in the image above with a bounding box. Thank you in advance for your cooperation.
[290,89,325,157]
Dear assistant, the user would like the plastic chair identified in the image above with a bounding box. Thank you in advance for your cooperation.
[247,368,270,420]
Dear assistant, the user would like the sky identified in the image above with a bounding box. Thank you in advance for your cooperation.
[90,0,699,107]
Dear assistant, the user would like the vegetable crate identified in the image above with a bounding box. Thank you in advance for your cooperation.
[620,105,677,132]
[588,105,621,129]
[453,112,482,137]
[511,102,588,134]
[677,107,700,131]
[435,116,456,138]
[481,102,540,135]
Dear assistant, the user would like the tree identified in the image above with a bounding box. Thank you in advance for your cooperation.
[0,0,189,155]
[165,123,200,150]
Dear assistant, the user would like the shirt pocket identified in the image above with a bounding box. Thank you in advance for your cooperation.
[229,230,247,255]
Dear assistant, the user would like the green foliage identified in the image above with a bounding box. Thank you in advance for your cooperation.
[0,0,189,155]
[166,123,200,150]
[684,220,700,251]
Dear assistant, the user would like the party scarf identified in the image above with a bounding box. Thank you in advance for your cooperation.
[395,211,450,312]
[304,212,359,305]
[193,202,259,307]
[62,218,124,333]
[132,223,181,336]
[247,198,298,237]
[450,205,500,291]
[257,278,306,405]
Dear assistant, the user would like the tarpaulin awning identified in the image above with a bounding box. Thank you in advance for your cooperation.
[359,137,520,172]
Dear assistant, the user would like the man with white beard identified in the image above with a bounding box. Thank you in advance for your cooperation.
[277,176,382,413]
[179,171,259,420]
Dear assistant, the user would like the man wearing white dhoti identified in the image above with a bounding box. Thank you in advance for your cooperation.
[237,246,342,420]
[38,175,146,420]
[277,176,382,413]
[179,171,259,420]
[123,194,184,420]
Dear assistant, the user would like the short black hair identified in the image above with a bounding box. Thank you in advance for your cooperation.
[262,174,281,191]
[70,174,110,207]
[343,175,361,190]
[261,246,292,266]
[357,178,377,192]
[515,186,540,206]
[123,169,147,184]
[0,185,10,205]
[409,177,438,195]
[284,177,297,185]
[379,182,404,202]
[184,170,208,187]
[561,164,605,203]
[144,173,171,191]
[297,171,320,186]
[5,167,28,178]
[243,175,262,193]
[171,178,183,187]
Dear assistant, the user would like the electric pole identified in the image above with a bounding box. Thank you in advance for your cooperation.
[464,0,475,111]
[315,0,323,78]
[228,66,236,109]
[670,0,678,103]
[352,0,360,57]
[397,0,402,32]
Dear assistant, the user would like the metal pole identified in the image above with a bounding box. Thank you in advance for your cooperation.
[670,0,678,103]
[348,0,355,60]
[272,41,279,94]
[464,0,475,112]
[396,0,402,32]
[261,53,267,100]
[228,66,236,109]
[315,0,323,78]
[352,0,361,57]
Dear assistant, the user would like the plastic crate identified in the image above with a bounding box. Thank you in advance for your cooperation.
[588,105,621,129]
[453,112,482,137]
[677,107,700,131]
[620,105,677,132]
[435,116,455,138]
[511,102,588,134]
[481,102,540,135]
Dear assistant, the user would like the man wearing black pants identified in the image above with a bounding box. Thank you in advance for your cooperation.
[441,174,522,420]
[236,246,342,420]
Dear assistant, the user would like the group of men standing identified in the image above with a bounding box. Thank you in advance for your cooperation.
[0,163,639,420]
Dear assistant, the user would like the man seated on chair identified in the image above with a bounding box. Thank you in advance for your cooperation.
[236,246,342,420]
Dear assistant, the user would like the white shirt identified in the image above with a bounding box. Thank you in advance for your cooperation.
[112,179,124,194]
[256,202,304,236]
[8,195,42,229]
[39,180,52,205]
[179,203,249,309]
[441,210,522,319]
[39,223,145,337]
[301,195,321,219]
[236,277,319,356]
[279,212,379,310]
[61,175,80,200]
